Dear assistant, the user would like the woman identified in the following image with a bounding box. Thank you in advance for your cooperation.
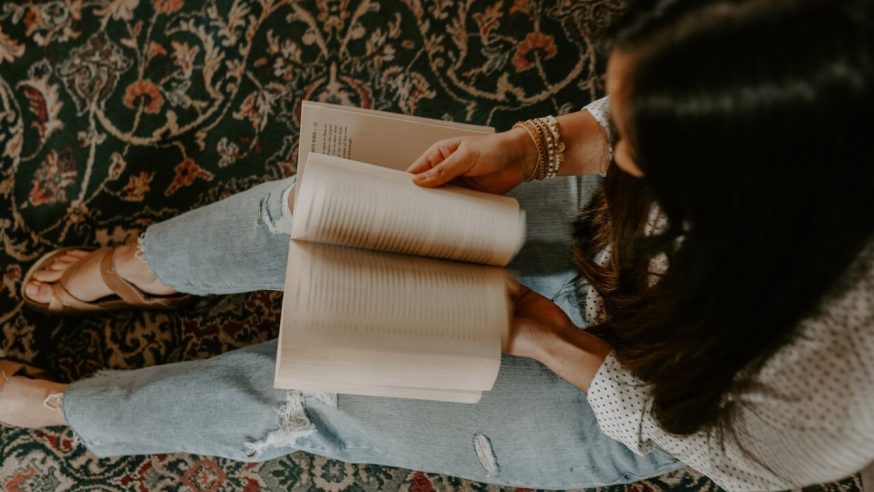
[3,0,872,489]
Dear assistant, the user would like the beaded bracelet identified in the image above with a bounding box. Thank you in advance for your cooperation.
[544,115,565,177]
[512,116,566,180]
[530,118,551,180]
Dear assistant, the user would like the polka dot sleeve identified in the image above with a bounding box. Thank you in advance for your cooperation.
[582,96,613,142]
[587,352,654,454]
[585,244,874,491]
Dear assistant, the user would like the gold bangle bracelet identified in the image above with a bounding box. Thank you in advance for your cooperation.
[513,116,567,180]
[512,121,543,181]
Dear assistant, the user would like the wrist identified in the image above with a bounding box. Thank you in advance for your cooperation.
[505,126,539,180]
[523,316,574,363]
[537,323,612,392]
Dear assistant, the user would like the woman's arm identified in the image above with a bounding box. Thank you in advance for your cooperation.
[505,99,612,178]
[507,270,874,492]
[556,97,613,176]
[407,97,613,191]
[586,346,874,491]
[505,285,612,392]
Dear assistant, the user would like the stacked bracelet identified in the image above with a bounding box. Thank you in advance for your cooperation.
[512,115,566,181]
[513,120,544,181]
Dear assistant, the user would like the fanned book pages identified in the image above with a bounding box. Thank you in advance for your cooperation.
[275,103,526,403]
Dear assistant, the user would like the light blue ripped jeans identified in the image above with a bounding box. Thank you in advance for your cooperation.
[62,176,683,489]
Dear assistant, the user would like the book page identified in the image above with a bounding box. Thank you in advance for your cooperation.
[292,153,526,266]
[298,101,494,173]
[275,241,510,394]
[279,380,483,404]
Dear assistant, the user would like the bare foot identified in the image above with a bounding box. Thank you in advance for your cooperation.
[0,368,67,428]
[24,244,177,304]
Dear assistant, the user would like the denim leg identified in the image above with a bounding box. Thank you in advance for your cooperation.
[507,175,601,295]
[63,341,287,460]
[141,176,297,295]
[63,291,681,490]
[139,174,597,297]
[64,174,683,488]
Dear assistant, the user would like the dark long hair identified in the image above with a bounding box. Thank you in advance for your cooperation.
[575,0,874,435]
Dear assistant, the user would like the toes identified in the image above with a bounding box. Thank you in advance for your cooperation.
[34,267,63,282]
[36,283,54,303]
[25,281,39,298]
[49,260,72,271]
[38,255,80,278]
[29,251,90,290]
[24,281,53,304]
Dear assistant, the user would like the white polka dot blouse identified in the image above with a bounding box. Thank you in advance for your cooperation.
[580,97,874,491]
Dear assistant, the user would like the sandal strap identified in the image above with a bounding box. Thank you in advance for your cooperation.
[0,360,50,381]
[26,246,191,313]
[99,248,189,309]
[99,248,150,306]
[49,281,100,312]
[51,248,113,312]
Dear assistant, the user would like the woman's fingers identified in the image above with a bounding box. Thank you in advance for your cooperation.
[410,148,474,187]
[505,277,527,302]
[406,139,460,174]
[405,148,436,174]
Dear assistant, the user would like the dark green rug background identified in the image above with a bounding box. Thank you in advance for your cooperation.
[0,0,862,490]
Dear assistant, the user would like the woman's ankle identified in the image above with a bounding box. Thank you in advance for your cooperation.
[0,377,68,428]
[114,244,176,295]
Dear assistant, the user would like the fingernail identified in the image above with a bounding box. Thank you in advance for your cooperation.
[26,283,38,296]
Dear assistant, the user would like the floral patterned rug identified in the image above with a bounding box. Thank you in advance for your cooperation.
[0,0,863,490]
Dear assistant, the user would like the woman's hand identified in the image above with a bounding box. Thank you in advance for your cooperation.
[407,109,614,192]
[406,128,537,194]
[503,281,575,359]
[504,279,613,392]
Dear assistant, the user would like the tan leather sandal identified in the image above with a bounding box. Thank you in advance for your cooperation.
[0,359,65,428]
[21,246,192,314]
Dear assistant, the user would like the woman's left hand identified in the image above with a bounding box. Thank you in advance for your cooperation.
[503,279,613,392]
[503,281,576,359]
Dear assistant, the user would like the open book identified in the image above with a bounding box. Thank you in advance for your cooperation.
[275,102,526,403]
